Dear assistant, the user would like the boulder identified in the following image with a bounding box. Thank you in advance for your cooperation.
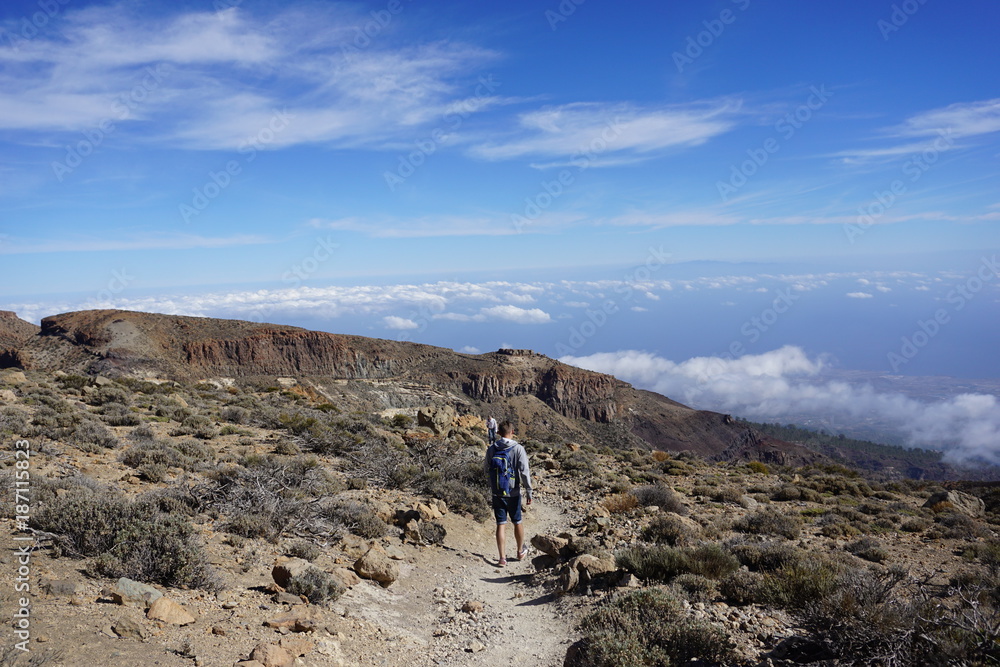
[1,370,27,385]
[923,491,985,518]
[328,568,361,590]
[570,554,617,577]
[354,547,399,587]
[108,578,162,607]
[0,389,16,402]
[531,534,568,558]
[146,597,195,626]
[271,557,313,588]
[250,643,294,667]
[417,405,457,435]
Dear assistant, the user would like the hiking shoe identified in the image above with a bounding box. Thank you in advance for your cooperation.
[517,546,531,561]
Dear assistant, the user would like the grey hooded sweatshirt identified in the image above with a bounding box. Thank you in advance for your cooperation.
[484,437,533,500]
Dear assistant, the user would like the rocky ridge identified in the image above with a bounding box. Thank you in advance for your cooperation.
[1,309,813,462]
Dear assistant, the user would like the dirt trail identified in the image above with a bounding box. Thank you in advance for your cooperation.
[335,495,581,667]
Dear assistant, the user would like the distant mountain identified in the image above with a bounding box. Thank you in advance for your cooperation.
[743,420,1000,482]
[0,310,39,359]
[1,309,826,466]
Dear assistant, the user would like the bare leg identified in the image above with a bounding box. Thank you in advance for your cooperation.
[495,523,506,562]
[514,521,525,557]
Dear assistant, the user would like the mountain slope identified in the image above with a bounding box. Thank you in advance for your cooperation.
[1,308,817,461]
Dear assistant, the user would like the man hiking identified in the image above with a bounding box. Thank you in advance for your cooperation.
[484,421,533,567]
[486,415,498,445]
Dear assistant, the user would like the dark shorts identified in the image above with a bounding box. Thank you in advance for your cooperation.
[492,494,522,525]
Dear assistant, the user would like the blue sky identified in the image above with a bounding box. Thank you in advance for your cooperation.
[2,0,999,459]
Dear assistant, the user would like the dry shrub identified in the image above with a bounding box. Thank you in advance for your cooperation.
[631,484,687,515]
[601,492,638,514]
[651,450,670,462]
[569,588,736,666]
[642,515,695,546]
[31,488,217,589]
[732,508,802,539]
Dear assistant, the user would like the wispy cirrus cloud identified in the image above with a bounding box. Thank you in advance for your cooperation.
[832,98,1000,165]
[0,4,502,150]
[0,232,271,255]
[468,99,742,165]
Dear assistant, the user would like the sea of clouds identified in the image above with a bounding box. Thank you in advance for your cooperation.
[561,346,1000,466]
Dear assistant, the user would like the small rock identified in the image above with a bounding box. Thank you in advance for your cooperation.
[274,592,306,605]
[146,597,195,626]
[278,636,315,657]
[212,626,227,636]
[465,641,486,653]
[461,601,484,613]
[250,643,294,667]
[112,617,149,640]
[42,579,84,597]
[264,606,318,631]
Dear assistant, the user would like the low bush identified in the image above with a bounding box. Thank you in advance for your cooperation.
[617,543,738,583]
[642,515,695,545]
[31,489,216,589]
[71,420,119,452]
[287,540,323,562]
[284,568,344,604]
[323,500,388,539]
[732,508,802,539]
[601,493,638,514]
[631,484,687,515]
[569,588,736,666]
[847,537,889,563]
[728,539,802,572]
[669,573,718,602]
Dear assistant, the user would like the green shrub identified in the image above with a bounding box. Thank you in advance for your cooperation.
[616,545,690,583]
[631,484,687,515]
[847,537,888,563]
[31,489,216,589]
[71,420,119,452]
[287,540,323,562]
[732,508,802,539]
[747,461,769,474]
[720,569,766,605]
[324,500,388,539]
[642,515,694,545]
[669,573,718,602]
[284,568,344,604]
[570,588,736,666]
[728,539,802,572]
[686,543,740,579]
[759,559,842,609]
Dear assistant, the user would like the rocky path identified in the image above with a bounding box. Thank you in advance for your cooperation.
[334,493,582,667]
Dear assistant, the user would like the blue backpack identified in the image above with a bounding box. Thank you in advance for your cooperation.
[490,445,515,497]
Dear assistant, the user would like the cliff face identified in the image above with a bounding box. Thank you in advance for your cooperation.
[0,308,813,460]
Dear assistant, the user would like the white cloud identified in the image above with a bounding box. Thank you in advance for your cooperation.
[383,316,418,330]
[897,98,1000,139]
[0,5,502,150]
[458,345,480,354]
[480,305,552,324]
[846,292,874,299]
[561,346,1000,465]
[468,99,741,164]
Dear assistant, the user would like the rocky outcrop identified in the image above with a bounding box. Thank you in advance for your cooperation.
[0,311,39,368]
[1,308,794,459]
